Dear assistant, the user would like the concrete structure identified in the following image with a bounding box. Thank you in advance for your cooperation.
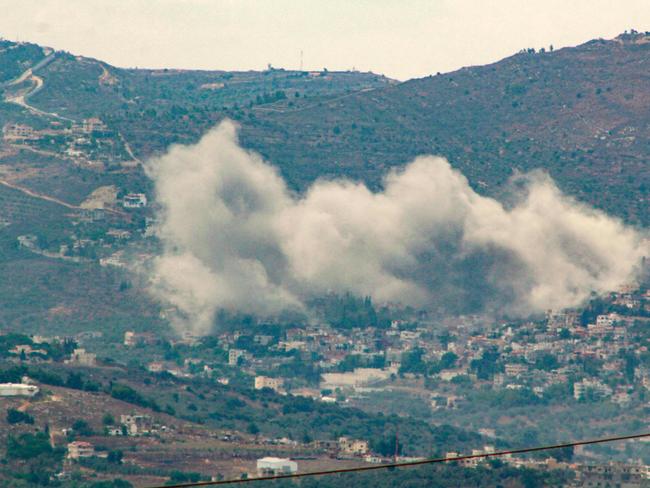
[81,117,108,134]
[254,376,284,392]
[228,348,248,366]
[321,368,392,390]
[147,362,165,373]
[338,437,369,456]
[3,123,36,140]
[66,348,97,366]
[573,378,613,400]
[123,193,147,208]
[17,234,38,249]
[0,383,39,397]
[67,441,94,459]
[504,363,528,377]
[256,457,297,476]
[120,414,153,436]
[439,369,465,381]
[123,331,157,346]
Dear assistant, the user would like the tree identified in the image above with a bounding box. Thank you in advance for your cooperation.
[247,422,260,435]
[72,419,94,436]
[7,408,34,424]
[440,352,458,370]
[88,480,133,488]
[625,354,638,382]
[107,450,123,464]
[6,432,56,460]
[399,348,426,375]
[552,446,574,462]
[371,435,402,457]
[535,353,559,371]
[66,372,84,389]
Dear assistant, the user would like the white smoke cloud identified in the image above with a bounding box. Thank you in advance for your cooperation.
[145,120,647,334]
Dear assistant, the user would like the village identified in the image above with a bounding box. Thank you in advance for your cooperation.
[1,280,650,485]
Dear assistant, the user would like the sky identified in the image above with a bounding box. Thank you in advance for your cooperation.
[1,0,650,80]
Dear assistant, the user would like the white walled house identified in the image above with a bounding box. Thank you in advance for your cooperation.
[0,383,39,397]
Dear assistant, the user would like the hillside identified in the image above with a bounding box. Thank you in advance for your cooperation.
[0,357,487,485]
[2,34,650,227]
[1,31,649,488]
[0,32,647,332]
[0,38,395,335]
[235,33,650,225]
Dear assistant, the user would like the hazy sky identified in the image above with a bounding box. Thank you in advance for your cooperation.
[2,0,650,80]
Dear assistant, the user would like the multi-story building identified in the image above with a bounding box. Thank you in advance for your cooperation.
[504,363,528,377]
[120,414,153,436]
[228,348,248,366]
[65,348,97,367]
[573,378,613,400]
[67,441,94,459]
[254,376,284,392]
[338,437,369,456]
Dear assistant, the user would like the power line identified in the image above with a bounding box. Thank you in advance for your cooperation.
[150,431,650,488]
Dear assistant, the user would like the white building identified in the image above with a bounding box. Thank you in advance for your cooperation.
[573,379,613,400]
[3,123,36,140]
[120,414,153,436]
[66,348,97,366]
[17,234,38,249]
[439,369,464,382]
[228,349,248,366]
[256,457,298,476]
[611,391,631,406]
[596,314,619,327]
[147,362,165,373]
[0,383,39,397]
[504,363,528,377]
[122,193,147,208]
[81,117,108,134]
[338,437,369,455]
[321,368,393,390]
[67,441,94,459]
[254,376,284,392]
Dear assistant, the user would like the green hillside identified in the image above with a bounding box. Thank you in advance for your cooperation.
[236,33,650,225]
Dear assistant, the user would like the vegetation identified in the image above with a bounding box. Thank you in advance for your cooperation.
[251,463,573,488]
[6,408,34,425]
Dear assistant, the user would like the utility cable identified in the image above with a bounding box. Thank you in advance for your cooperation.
[150,431,650,487]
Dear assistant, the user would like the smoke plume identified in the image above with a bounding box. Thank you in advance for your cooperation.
[145,120,647,334]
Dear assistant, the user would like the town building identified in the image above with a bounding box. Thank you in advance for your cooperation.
[122,193,147,208]
[120,414,153,436]
[124,331,158,347]
[573,378,613,400]
[256,457,298,476]
[228,348,248,366]
[147,362,165,373]
[67,441,94,460]
[81,117,108,134]
[321,368,392,390]
[0,383,39,397]
[338,437,369,456]
[504,363,528,377]
[3,123,36,141]
[254,376,284,392]
[65,348,97,366]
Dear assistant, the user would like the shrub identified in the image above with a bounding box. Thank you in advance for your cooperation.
[6,408,34,425]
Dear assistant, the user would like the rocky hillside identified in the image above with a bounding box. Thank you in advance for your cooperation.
[2,33,649,225]
[237,32,650,226]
